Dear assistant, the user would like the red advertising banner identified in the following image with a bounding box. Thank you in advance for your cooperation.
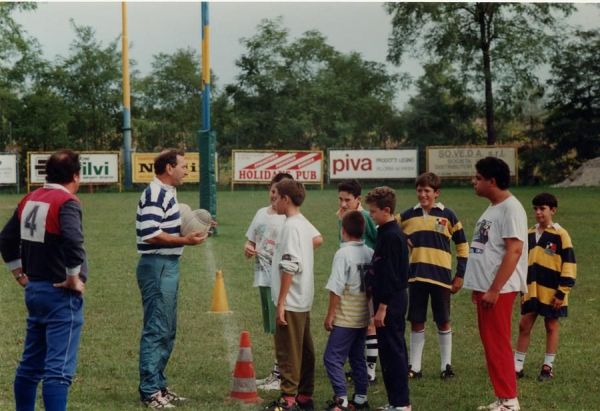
[233,150,323,185]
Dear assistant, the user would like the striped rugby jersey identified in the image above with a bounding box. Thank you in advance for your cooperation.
[136,177,183,255]
[400,203,468,289]
[522,223,576,317]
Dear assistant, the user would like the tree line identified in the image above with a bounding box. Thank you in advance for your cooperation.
[1,3,599,184]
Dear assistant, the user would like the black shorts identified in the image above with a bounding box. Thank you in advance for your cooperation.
[407,281,451,325]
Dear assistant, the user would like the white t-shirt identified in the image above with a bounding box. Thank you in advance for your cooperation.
[325,241,373,328]
[463,195,528,293]
[245,206,286,287]
[271,213,321,312]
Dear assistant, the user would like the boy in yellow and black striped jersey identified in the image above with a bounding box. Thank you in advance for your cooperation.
[515,192,576,381]
[400,172,469,380]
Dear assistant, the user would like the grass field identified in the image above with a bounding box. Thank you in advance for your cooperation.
[1,186,599,410]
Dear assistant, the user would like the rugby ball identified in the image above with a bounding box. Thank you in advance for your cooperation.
[179,203,212,236]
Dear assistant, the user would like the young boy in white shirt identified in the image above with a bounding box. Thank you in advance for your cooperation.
[323,210,374,411]
[265,179,322,411]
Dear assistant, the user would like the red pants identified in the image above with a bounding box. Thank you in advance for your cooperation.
[473,291,518,399]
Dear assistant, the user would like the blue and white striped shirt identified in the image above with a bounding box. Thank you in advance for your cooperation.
[136,177,183,255]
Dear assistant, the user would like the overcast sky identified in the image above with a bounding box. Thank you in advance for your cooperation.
[13,2,600,107]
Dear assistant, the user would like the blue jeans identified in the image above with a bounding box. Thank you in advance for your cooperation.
[323,326,368,398]
[15,281,84,410]
[137,254,181,399]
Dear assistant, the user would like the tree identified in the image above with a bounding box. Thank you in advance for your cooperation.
[385,2,574,144]
[542,29,600,181]
[0,2,41,150]
[400,62,482,148]
[52,22,122,150]
[134,48,202,151]
[220,18,400,153]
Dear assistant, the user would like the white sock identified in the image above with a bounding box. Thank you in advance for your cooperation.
[544,353,556,368]
[365,335,378,365]
[339,396,348,407]
[438,329,452,371]
[410,329,425,372]
[353,394,367,405]
[514,351,526,372]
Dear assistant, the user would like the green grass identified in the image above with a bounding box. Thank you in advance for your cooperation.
[1,186,599,410]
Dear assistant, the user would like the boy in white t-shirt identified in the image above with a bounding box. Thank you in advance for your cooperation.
[264,179,322,411]
[463,157,528,411]
[323,210,373,411]
[244,172,293,390]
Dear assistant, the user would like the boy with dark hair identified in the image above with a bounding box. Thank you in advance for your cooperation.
[514,193,576,381]
[364,187,411,411]
[265,179,323,411]
[244,172,293,391]
[400,172,468,379]
[323,211,373,411]
[463,157,527,411]
[336,179,379,383]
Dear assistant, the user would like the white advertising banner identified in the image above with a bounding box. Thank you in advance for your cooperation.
[329,149,418,180]
[233,150,323,183]
[0,154,18,184]
[29,152,120,184]
[427,146,517,177]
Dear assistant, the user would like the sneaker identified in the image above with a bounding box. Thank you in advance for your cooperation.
[374,405,411,411]
[477,398,520,411]
[142,391,176,409]
[296,396,315,411]
[537,364,554,381]
[407,365,422,380]
[161,387,186,403]
[257,371,281,391]
[324,396,349,411]
[349,394,370,410]
[515,369,524,379]
[264,397,300,411]
[440,364,455,379]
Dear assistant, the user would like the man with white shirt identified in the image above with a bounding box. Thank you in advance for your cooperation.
[463,157,528,411]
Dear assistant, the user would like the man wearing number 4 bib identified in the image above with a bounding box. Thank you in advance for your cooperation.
[0,149,87,411]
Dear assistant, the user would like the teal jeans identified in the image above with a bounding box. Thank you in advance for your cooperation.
[136,254,180,399]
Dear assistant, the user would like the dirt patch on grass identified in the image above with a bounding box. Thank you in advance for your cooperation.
[553,157,600,187]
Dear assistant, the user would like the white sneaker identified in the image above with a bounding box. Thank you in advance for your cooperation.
[161,387,187,403]
[256,371,281,391]
[477,398,520,411]
[142,391,176,409]
[375,405,412,411]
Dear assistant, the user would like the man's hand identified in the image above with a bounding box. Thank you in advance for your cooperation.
[54,275,85,295]
[244,241,256,258]
[184,231,208,245]
[276,303,287,326]
[12,268,28,288]
[451,276,464,294]
[374,304,387,327]
[324,314,335,331]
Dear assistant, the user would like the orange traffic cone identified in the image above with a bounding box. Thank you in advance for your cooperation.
[229,331,262,404]
[209,270,232,313]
